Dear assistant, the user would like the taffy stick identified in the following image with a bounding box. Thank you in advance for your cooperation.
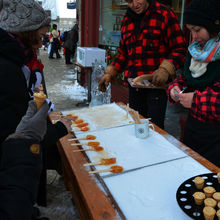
[74,119,84,124]
[72,122,89,128]
[130,110,141,124]
[66,114,78,120]
[71,141,100,147]
[72,146,104,153]
[126,103,129,119]
[83,158,116,166]
[89,165,123,174]
[68,135,96,141]
[72,126,90,132]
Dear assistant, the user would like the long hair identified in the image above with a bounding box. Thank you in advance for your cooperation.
[14,25,50,49]
[14,30,40,49]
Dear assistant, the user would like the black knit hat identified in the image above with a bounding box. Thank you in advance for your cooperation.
[184,0,220,33]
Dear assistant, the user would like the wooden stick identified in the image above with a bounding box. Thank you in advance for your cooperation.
[135,111,142,124]
[89,168,112,174]
[72,146,103,152]
[68,135,97,142]
[89,165,123,174]
[68,137,87,141]
[72,148,95,152]
[130,110,141,124]
[71,143,85,146]
[71,141,100,147]
[126,103,129,119]
[84,158,116,166]
[84,162,102,166]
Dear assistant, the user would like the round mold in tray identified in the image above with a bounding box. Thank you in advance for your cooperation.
[176,173,220,219]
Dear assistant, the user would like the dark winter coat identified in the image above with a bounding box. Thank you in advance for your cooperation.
[0,28,30,144]
[0,138,42,220]
[63,24,79,51]
[0,28,68,145]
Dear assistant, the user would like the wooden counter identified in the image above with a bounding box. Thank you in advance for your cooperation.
[49,109,220,220]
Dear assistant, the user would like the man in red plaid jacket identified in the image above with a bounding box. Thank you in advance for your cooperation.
[99,0,187,128]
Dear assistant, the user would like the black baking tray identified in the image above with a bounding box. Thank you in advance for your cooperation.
[176,173,220,219]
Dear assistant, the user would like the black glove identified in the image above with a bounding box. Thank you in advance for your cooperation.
[8,100,49,142]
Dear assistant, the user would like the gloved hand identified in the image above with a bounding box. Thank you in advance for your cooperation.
[132,74,153,84]
[98,65,118,92]
[152,59,176,86]
[8,100,49,142]
[152,67,169,86]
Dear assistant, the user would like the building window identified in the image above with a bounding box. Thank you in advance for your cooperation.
[99,0,127,47]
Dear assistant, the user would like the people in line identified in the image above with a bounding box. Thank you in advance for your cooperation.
[49,24,61,59]
[98,0,187,129]
[63,22,79,64]
[0,0,70,207]
[0,101,49,220]
[167,0,220,167]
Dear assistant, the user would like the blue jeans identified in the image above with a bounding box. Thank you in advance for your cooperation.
[49,42,61,58]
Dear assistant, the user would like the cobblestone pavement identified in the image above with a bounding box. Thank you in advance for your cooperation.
[38,48,187,219]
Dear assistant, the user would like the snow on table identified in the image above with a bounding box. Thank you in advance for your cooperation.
[76,124,187,176]
[62,103,134,133]
[103,157,210,220]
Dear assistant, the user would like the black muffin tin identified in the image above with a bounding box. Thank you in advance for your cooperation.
[176,173,220,219]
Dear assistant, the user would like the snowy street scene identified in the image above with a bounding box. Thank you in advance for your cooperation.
[1,0,219,220]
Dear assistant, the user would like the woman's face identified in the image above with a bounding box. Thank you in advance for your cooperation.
[33,26,49,49]
[186,24,210,47]
[125,0,149,14]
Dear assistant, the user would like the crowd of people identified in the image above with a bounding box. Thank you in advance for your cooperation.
[0,0,219,219]
[45,22,79,64]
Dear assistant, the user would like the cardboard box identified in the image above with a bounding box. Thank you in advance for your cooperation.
[77,47,106,67]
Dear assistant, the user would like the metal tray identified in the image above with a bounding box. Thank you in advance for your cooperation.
[176,173,220,219]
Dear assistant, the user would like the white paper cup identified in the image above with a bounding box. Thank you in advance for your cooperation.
[135,119,155,139]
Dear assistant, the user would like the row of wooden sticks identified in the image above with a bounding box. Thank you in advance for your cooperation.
[68,134,123,174]
[125,104,151,124]
[65,106,151,174]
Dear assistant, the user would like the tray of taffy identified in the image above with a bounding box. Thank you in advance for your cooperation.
[176,173,220,220]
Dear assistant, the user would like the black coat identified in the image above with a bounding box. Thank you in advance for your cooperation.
[63,24,79,51]
[0,28,30,144]
[0,138,42,220]
[0,28,68,145]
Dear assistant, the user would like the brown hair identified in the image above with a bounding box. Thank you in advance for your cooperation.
[15,25,50,49]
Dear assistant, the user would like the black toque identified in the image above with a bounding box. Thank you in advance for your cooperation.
[183,0,220,33]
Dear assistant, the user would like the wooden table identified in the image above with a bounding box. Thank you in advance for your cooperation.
[49,110,220,220]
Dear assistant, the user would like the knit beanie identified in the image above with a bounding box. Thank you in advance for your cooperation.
[183,0,220,33]
[0,0,51,33]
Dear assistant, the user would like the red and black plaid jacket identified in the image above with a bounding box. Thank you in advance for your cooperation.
[167,73,220,123]
[111,0,187,83]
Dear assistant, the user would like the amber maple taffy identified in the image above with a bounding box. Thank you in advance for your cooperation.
[72,122,89,128]
[83,158,116,166]
[72,126,90,132]
[66,114,78,120]
[89,165,123,174]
